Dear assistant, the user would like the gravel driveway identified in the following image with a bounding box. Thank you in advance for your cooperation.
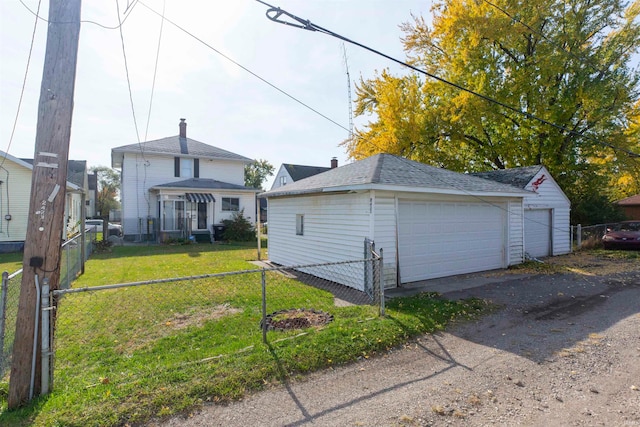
[156,253,640,426]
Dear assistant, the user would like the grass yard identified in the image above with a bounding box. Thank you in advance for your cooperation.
[0,243,489,426]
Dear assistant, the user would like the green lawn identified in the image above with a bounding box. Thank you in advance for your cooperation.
[0,243,489,426]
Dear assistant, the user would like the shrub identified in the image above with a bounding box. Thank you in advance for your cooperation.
[222,210,255,242]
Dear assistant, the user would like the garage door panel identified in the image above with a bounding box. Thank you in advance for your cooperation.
[524,209,551,258]
[399,201,506,283]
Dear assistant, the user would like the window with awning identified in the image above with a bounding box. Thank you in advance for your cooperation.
[185,193,215,203]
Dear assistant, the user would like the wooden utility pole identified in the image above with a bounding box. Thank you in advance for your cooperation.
[8,0,81,408]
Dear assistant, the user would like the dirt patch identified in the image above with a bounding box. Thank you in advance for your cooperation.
[261,308,333,331]
[168,304,242,331]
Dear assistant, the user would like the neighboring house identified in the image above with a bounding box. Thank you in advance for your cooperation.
[111,119,259,242]
[472,165,571,258]
[260,153,532,291]
[0,151,85,253]
[616,194,640,220]
[270,158,338,190]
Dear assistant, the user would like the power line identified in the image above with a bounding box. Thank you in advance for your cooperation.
[254,0,640,159]
[1,0,44,171]
[143,0,165,142]
[18,0,139,29]
[480,0,610,76]
[137,1,350,135]
[115,0,142,145]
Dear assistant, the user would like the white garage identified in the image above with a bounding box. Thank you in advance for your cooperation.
[473,165,571,258]
[261,154,531,290]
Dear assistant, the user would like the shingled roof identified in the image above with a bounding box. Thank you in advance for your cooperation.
[617,194,640,206]
[283,164,331,181]
[151,178,257,191]
[261,154,530,198]
[471,165,544,189]
[111,119,253,168]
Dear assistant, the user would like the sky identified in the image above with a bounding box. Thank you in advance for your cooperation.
[0,0,432,189]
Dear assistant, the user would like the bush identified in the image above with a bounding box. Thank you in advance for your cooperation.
[222,210,255,242]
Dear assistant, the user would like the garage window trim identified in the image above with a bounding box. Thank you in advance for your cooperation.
[296,214,304,235]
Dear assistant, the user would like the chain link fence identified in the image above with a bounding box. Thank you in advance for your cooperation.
[0,232,93,380]
[571,223,614,249]
[47,247,382,393]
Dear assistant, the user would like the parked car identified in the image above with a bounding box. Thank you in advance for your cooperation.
[602,221,640,250]
[85,219,122,237]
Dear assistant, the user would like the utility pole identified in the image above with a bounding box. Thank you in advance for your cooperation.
[8,0,81,408]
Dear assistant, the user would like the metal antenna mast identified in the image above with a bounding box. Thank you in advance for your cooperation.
[341,43,354,142]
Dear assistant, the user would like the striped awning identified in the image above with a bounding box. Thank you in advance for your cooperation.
[185,193,215,203]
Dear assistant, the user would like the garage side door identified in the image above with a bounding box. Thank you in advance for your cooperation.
[398,201,506,283]
[524,209,551,258]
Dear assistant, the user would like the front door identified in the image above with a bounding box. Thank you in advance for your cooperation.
[197,202,207,230]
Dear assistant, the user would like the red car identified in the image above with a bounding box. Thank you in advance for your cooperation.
[602,221,640,250]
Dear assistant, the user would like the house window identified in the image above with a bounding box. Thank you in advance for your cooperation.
[280,176,287,186]
[174,157,199,178]
[181,158,192,178]
[296,214,304,235]
[222,197,240,212]
[162,200,186,230]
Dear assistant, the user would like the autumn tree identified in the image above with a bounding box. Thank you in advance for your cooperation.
[347,0,640,221]
[245,159,275,190]
[90,166,121,217]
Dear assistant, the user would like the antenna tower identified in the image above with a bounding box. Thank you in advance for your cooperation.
[341,43,354,141]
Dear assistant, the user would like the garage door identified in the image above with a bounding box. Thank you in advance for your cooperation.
[524,209,551,258]
[398,201,506,283]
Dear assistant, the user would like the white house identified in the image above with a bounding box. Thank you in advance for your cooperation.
[0,150,85,253]
[270,158,337,190]
[111,119,259,242]
[260,154,532,290]
[473,165,571,258]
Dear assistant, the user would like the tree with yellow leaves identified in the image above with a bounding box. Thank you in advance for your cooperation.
[348,0,640,223]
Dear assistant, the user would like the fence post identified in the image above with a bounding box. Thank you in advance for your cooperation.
[577,224,582,249]
[0,272,8,365]
[378,248,385,317]
[41,279,51,395]
[261,269,267,344]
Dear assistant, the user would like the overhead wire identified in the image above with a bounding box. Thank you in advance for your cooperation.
[254,0,591,238]
[479,0,612,76]
[137,1,350,135]
[1,0,44,171]
[115,0,142,146]
[18,0,139,29]
[143,0,165,142]
[254,0,640,159]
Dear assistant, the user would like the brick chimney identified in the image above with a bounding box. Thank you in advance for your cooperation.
[331,157,338,168]
[179,118,187,138]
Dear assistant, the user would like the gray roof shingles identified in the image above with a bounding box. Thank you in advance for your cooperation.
[261,154,529,198]
[153,178,257,191]
[284,164,331,181]
[471,165,543,189]
[112,136,253,162]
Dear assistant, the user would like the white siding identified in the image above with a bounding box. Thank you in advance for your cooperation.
[523,168,571,255]
[0,161,32,242]
[270,165,293,190]
[268,192,371,291]
[119,152,250,236]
